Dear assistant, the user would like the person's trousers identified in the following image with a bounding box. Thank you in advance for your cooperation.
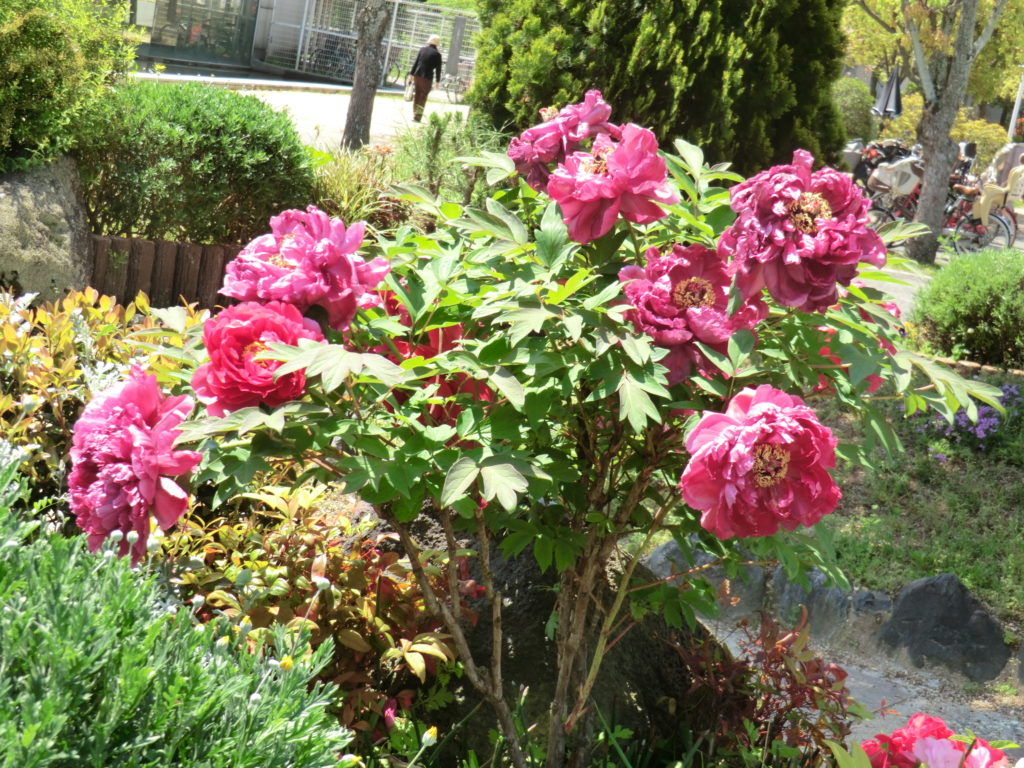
[412,75,433,122]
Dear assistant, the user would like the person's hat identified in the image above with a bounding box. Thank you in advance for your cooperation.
[427,35,441,45]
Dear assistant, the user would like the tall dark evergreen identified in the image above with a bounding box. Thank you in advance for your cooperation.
[471,0,846,174]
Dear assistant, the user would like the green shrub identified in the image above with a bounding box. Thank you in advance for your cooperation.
[0,289,200,511]
[73,81,315,244]
[391,112,506,205]
[0,1,133,172]
[0,481,355,768]
[912,248,1024,367]
[832,76,876,144]
[311,145,402,231]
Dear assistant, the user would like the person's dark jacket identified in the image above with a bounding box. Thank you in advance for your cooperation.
[410,44,442,84]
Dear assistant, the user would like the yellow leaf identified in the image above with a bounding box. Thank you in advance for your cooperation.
[336,629,373,653]
[404,650,427,683]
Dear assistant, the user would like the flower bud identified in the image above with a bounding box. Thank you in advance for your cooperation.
[108,530,124,543]
[146,536,160,553]
[126,530,139,545]
[313,576,331,592]
[249,692,262,704]
[421,726,438,747]
[279,655,294,672]
[191,594,206,608]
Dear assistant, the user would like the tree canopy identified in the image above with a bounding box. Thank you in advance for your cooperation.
[469,0,847,174]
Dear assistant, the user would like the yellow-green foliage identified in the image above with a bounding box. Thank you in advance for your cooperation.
[162,487,460,737]
[0,289,196,502]
[0,1,133,171]
[884,92,1007,168]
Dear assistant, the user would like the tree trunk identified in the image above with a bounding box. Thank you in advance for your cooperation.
[341,0,391,150]
[905,0,980,263]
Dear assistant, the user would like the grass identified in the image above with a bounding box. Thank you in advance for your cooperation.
[819,374,1024,629]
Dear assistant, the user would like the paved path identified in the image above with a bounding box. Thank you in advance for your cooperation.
[134,72,471,150]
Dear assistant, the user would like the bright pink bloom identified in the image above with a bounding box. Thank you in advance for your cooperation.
[862,714,1006,768]
[679,385,840,539]
[508,90,619,190]
[192,301,325,417]
[718,150,886,313]
[68,370,201,563]
[221,206,390,331]
[619,244,765,384]
[913,737,1007,768]
[547,124,680,244]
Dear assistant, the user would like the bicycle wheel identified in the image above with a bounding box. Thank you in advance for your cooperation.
[866,206,895,231]
[953,212,1014,254]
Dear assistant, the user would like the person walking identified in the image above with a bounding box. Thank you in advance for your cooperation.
[408,34,442,123]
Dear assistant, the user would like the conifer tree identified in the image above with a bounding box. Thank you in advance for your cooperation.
[471,0,847,174]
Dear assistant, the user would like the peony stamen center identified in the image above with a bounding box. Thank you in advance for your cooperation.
[244,340,271,367]
[751,443,791,487]
[788,192,832,235]
[581,145,615,176]
[670,276,716,309]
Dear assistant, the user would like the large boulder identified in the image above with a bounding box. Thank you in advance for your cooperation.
[879,573,1009,682]
[0,157,92,302]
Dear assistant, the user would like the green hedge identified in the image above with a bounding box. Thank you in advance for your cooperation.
[0,463,354,768]
[912,248,1024,368]
[0,1,132,172]
[73,81,315,244]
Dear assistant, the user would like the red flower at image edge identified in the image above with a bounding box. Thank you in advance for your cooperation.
[507,89,619,191]
[678,385,840,539]
[619,243,765,384]
[861,713,1006,768]
[192,301,325,417]
[220,206,390,331]
[547,123,680,244]
[718,149,886,313]
[68,369,201,563]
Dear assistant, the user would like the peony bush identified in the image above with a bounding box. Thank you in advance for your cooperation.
[67,91,1002,767]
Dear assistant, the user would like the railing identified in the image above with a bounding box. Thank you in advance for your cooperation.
[91,236,241,309]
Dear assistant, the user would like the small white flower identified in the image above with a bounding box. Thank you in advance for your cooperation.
[249,692,262,704]
[191,594,206,608]
[313,576,331,592]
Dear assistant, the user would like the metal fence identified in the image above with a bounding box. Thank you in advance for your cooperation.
[252,0,478,87]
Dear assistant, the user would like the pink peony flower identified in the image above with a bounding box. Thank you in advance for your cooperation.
[718,150,886,313]
[678,385,840,539]
[618,244,765,384]
[863,714,1007,768]
[546,124,680,244]
[221,206,390,331]
[68,369,201,563]
[507,90,619,190]
[192,301,325,417]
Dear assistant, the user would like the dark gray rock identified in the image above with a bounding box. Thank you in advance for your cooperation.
[0,157,92,302]
[770,565,850,640]
[852,589,893,617]
[879,573,1009,682]
[644,540,767,623]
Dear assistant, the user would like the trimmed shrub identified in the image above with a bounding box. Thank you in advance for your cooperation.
[832,76,876,143]
[0,474,355,767]
[73,81,315,244]
[912,248,1024,367]
[0,1,132,172]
